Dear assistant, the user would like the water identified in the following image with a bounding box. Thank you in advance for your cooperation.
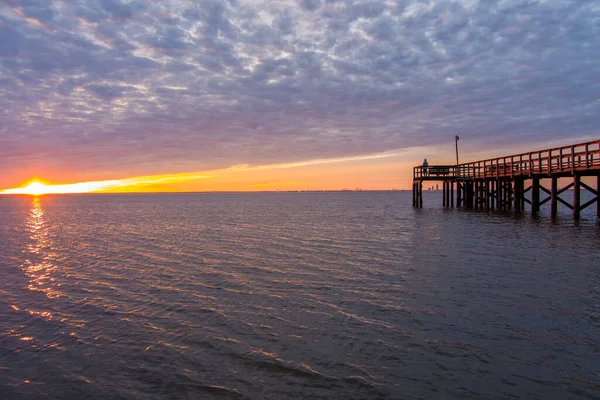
[1,192,599,399]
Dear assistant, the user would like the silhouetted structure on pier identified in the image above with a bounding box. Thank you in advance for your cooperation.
[412,140,600,219]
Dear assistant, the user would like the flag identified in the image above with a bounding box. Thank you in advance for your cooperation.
[455,135,460,141]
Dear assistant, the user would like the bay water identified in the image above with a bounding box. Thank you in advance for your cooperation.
[1,192,599,399]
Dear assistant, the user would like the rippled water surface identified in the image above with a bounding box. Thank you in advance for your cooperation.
[1,192,599,399]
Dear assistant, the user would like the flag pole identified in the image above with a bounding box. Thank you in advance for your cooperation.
[455,135,460,165]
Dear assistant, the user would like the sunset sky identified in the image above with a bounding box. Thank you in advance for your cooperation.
[1,0,598,193]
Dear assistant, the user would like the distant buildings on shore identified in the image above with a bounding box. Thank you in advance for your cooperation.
[275,189,401,193]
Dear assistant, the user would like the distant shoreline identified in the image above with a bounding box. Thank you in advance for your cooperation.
[0,190,410,196]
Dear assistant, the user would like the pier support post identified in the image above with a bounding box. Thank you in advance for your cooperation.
[507,180,513,210]
[414,182,418,207]
[483,180,487,209]
[442,181,446,207]
[485,180,490,210]
[503,179,508,211]
[414,182,418,208]
[519,178,525,212]
[415,181,419,208]
[497,179,503,211]
[451,181,454,208]
[551,176,558,218]
[531,176,540,215]
[514,178,522,213]
[574,175,581,220]
[416,182,420,208]
[481,180,485,209]
[457,182,463,207]
[442,181,448,208]
[494,180,499,210]
[481,180,486,209]
[490,180,495,210]
[419,181,423,208]
[466,181,473,209]
[513,179,519,212]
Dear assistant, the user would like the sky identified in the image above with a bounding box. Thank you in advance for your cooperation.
[1,0,599,192]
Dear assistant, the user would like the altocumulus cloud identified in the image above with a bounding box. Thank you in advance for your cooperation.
[0,0,599,177]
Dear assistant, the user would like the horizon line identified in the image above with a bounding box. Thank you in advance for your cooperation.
[0,189,409,196]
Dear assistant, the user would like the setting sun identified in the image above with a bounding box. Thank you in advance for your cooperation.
[18,181,51,196]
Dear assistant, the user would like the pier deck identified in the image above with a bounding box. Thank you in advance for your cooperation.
[412,140,600,219]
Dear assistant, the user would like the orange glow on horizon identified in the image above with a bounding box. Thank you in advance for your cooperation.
[1,173,212,195]
[0,149,429,194]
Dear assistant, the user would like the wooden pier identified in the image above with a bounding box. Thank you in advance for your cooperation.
[412,140,600,219]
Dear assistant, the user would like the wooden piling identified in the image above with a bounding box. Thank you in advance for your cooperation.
[482,180,486,209]
[416,182,420,207]
[442,181,446,207]
[490,180,495,210]
[519,177,525,212]
[574,175,581,220]
[551,176,558,218]
[507,180,513,210]
[494,180,499,210]
[531,176,540,215]
[415,182,419,207]
[496,179,502,211]
[481,180,486,209]
[413,182,417,208]
[500,180,504,210]
[514,178,523,213]
[466,181,473,209]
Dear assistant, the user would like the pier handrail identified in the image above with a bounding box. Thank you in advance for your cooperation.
[414,165,458,179]
[414,139,600,180]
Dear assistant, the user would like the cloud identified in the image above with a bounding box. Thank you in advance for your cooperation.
[0,0,599,185]
[299,0,321,12]
[99,0,135,20]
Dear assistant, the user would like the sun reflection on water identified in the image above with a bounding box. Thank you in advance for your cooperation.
[23,197,62,301]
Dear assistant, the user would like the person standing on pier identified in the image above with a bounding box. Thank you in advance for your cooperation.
[422,159,429,176]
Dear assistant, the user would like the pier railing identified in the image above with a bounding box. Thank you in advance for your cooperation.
[414,140,600,180]
[413,165,458,179]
